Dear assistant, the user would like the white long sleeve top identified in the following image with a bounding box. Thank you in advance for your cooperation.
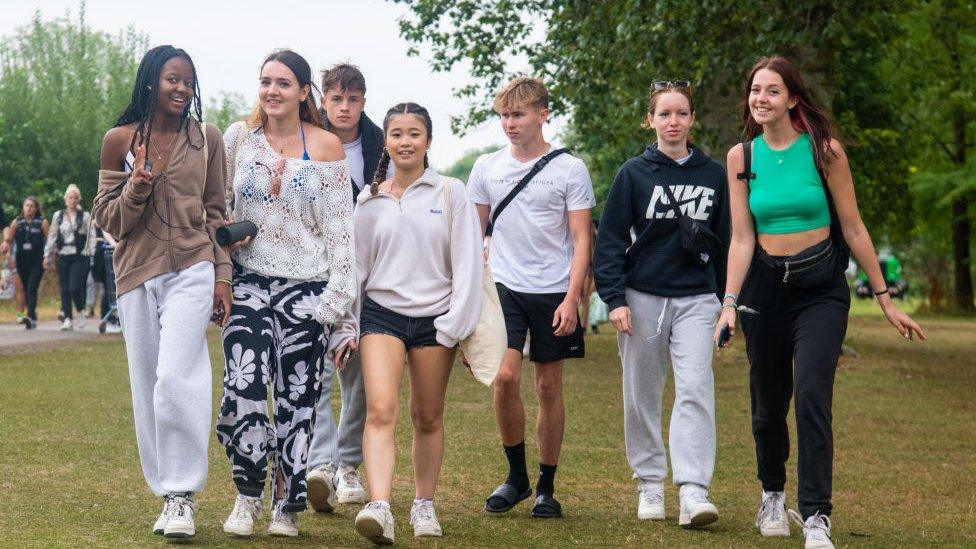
[329,168,483,352]
[223,121,355,325]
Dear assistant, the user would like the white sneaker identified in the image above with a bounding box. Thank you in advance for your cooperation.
[77,312,88,329]
[152,498,171,535]
[223,494,263,537]
[163,494,196,539]
[355,502,395,545]
[410,500,442,537]
[268,500,299,537]
[789,509,834,549]
[678,484,719,528]
[336,466,368,504]
[307,464,338,513]
[637,482,665,520]
[60,318,73,331]
[756,491,790,537]
[105,322,123,334]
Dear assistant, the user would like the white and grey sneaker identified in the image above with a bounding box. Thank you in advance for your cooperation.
[60,317,73,331]
[410,499,442,537]
[268,500,299,537]
[223,494,263,537]
[789,509,834,549]
[756,491,790,537]
[637,482,665,520]
[163,494,196,539]
[355,502,395,545]
[152,498,172,535]
[77,311,88,329]
[307,464,338,513]
[336,465,368,504]
[678,484,718,528]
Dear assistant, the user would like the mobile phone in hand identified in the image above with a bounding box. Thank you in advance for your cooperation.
[717,325,731,348]
[340,345,353,367]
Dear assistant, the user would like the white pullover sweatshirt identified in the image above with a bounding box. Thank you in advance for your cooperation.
[329,168,483,352]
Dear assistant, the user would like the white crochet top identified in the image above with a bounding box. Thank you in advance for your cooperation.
[223,121,355,325]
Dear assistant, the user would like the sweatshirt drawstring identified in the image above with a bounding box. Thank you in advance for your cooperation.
[645,297,669,339]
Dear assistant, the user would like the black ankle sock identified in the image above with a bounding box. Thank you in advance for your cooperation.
[536,463,557,497]
[503,442,530,491]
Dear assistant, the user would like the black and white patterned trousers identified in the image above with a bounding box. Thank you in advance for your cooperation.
[216,270,328,512]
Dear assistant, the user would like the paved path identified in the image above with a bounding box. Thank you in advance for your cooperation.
[0,319,120,353]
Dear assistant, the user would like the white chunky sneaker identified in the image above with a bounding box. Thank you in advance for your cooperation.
[268,500,299,537]
[163,494,196,539]
[757,491,791,537]
[77,311,88,329]
[60,317,73,331]
[636,482,665,520]
[678,484,719,528]
[410,500,443,537]
[152,498,171,535]
[336,465,368,504]
[307,464,338,513]
[355,502,395,545]
[223,494,263,537]
[789,509,834,549]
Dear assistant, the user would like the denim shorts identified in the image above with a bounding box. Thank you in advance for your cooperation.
[359,297,441,349]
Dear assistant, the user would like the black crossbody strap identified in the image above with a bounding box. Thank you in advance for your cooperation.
[737,140,756,181]
[659,182,686,219]
[485,147,570,237]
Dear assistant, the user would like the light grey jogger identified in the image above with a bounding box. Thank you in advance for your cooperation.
[308,354,366,470]
[619,289,719,488]
[117,260,214,496]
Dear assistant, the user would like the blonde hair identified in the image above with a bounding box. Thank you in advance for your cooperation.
[64,184,82,201]
[493,77,549,113]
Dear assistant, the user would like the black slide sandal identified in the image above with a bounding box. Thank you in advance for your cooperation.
[531,494,563,518]
[485,484,532,513]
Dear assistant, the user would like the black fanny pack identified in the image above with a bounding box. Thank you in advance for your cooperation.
[662,184,722,267]
[758,238,837,287]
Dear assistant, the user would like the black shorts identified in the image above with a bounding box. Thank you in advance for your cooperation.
[359,297,441,350]
[496,283,585,363]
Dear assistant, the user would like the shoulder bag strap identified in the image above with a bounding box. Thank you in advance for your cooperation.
[659,182,686,219]
[485,147,570,237]
[736,140,756,182]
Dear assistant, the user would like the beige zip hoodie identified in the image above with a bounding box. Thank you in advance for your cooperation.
[329,168,483,352]
[93,120,231,296]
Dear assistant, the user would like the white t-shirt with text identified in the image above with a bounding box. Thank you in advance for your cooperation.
[468,145,596,294]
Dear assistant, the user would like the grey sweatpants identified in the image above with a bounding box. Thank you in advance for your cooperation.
[619,289,720,487]
[117,261,214,496]
[308,353,366,470]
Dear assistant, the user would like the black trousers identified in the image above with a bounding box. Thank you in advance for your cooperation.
[739,250,850,519]
[56,254,89,319]
[15,253,44,320]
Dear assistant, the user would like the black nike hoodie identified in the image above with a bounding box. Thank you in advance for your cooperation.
[594,144,729,311]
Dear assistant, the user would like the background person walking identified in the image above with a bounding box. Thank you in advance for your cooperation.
[45,184,94,330]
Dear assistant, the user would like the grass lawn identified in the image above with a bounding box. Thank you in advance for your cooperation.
[0,312,973,547]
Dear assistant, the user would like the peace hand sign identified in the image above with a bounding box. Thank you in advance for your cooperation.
[131,145,154,186]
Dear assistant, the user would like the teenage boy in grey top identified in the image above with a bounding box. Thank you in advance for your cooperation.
[469,77,595,519]
[307,63,383,512]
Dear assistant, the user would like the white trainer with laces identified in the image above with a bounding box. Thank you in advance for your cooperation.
[152,498,171,535]
[163,494,196,539]
[223,494,263,537]
[757,491,790,537]
[77,311,88,329]
[336,465,368,504]
[307,464,338,512]
[678,484,719,528]
[355,502,395,545]
[60,318,73,331]
[410,500,442,537]
[789,509,835,549]
[637,482,665,520]
[268,500,299,537]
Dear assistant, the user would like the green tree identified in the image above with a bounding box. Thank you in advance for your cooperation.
[205,91,249,133]
[444,145,500,182]
[390,0,915,239]
[0,4,147,218]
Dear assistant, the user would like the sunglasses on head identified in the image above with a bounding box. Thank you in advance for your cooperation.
[652,80,692,91]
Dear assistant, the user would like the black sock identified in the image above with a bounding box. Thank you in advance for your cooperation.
[536,463,557,497]
[503,442,530,491]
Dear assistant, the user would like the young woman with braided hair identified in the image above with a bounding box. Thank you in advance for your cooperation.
[328,102,483,544]
[94,45,231,539]
[714,56,924,549]
[215,49,354,539]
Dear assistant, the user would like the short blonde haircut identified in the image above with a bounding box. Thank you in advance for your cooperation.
[493,77,549,113]
[64,184,81,201]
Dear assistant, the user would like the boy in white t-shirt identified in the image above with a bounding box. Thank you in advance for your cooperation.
[468,77,595,519]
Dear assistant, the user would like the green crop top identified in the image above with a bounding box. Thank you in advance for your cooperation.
[748,133,831,234]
